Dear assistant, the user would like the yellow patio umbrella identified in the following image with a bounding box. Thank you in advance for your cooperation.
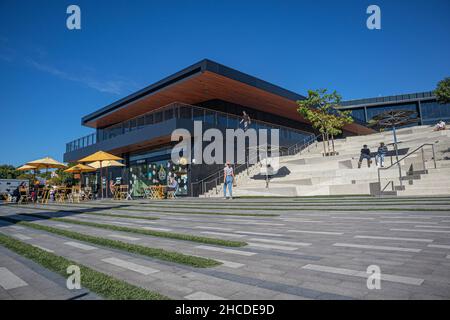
[64,164,96,187]
[16,164,38,172]
[87,160,125,169]
[26,157,66,183]
[17,164,38,187]
[78,151,124,199]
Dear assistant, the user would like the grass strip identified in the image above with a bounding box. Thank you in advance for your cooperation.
[0,232,169,299]
[18,203,279,217]
[0,216,220,268]
[114,205,450,212]
[18,212,247,247]
[16,205,160,221]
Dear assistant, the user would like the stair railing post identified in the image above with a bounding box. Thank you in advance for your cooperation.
[421,147,425,171]
[431,144,437,169]
[377,168,381,196]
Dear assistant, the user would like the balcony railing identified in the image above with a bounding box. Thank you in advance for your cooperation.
[66,102,314,153]
[66,133,96,153]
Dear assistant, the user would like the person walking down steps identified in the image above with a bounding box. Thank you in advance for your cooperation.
[240,111,251,131]
[223,161,235,199]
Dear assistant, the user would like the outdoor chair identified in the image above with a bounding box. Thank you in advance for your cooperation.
[18,187,30,204]
[126,186,133,200]
[70,186,81,203]
[167,186,178,199]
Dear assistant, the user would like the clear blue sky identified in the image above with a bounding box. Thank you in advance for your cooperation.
[1,0,449,166]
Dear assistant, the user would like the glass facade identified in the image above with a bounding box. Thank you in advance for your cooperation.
[339,94,450,129]
[365,103,418,122]
[128,147,188,197]
[420,100,450,124]
[66,103,314,152]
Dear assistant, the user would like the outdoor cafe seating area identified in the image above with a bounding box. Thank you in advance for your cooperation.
[5,150,179,205]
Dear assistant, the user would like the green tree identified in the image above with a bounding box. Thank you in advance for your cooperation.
[297,89,353,155]
[435,77,450,104]
[0,165,20,179]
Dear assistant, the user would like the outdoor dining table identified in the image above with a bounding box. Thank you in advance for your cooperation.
[145,185,167,199]
[54,187,71,203]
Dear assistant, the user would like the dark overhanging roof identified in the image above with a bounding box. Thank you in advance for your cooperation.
[338,91,436,109]
[82,59,306,126]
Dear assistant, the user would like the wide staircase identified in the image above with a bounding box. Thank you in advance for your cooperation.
[203,125,450,197]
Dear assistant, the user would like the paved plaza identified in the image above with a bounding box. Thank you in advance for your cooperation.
[1,196,450,300]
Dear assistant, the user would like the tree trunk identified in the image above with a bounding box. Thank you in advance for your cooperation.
[322,133,326,156]
[331,135,335,153]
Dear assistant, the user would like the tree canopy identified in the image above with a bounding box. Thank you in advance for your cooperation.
[435,77,450,104]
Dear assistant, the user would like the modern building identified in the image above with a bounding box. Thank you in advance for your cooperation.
[338,91,450,127]
[62,59,373,197]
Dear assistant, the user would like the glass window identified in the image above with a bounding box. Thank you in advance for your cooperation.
[130,119,137,131]
[164,108,174,121]
[421,100,450,122]
[154,111,163,123]
[123,120,130,133]
[145,114,153,125]
[193,108,204,122]
[179,106,191,119]
[217,114,227,127]
[137,116,145,129]
[350,108,366,123]
[204,110,216,125]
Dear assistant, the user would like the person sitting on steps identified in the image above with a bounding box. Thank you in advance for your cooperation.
[358,144,372,168]
[375,142,388,168]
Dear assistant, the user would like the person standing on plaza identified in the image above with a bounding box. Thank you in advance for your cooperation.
[223,161,234,199]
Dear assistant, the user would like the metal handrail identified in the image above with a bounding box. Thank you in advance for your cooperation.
[377,143,437,195]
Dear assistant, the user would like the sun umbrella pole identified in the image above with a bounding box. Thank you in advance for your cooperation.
[100,161,103,200]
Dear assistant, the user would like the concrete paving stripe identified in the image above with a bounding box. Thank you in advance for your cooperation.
[0,267,28,290]
[427,244,450,249]
[142,227,172,232]
[391,228,450,234]
[301,264,424,286]
[281,218,322,222]
[107,234,141,241]
[12,233,31,240]
[195,226,233,231]
[247,242,298,251]
[196,245,257,256]
[64,241,97,251]
[354,235,433,243]
[112,221,137,226]
[216,259,245,269]
[54,224,72,229]
[333,243,421,253]
[102,257,159,275]
[234,231,284,237]
[447,255,450,259]
[288,230,343,235]
[415,225,450,229]
[32,244,54,253]
[331,217,375,220]
[379,221,438,224]
[201,231,246,238]
[10,225,26,230]
[184,291,226,300]
[248,238,311,247]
